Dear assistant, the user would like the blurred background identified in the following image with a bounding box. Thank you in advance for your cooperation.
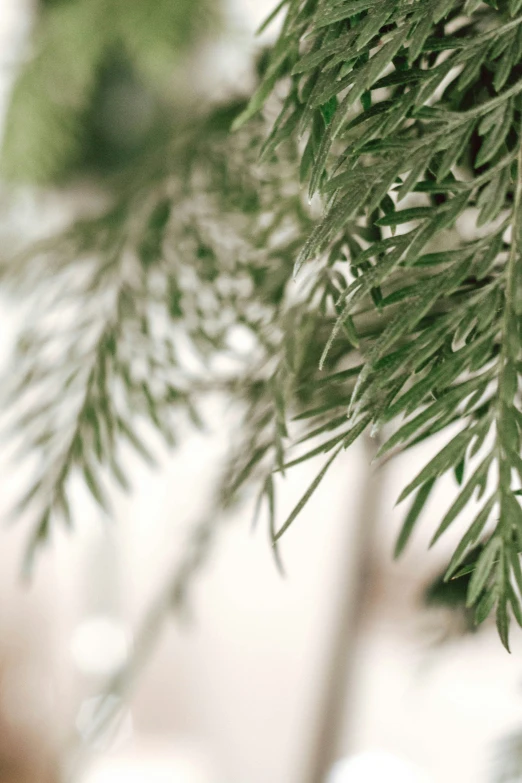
[0,2,522,783]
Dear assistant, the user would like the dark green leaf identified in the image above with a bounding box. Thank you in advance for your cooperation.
[430,454,493,546]
[394,478,435,558]
[467,536,502,607]
[274,444,343,542]
[397,429,474,504]
[443,495,497,581]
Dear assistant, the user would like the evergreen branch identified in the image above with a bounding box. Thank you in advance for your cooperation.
[8,0,522,653]
[483,116,522,650]
[233,0,522,647]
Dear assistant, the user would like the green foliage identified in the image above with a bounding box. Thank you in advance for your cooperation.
[2,104,323,571]
[423,541,488,634]
[6,0,522,653]
[232,0,522,650]
[1,0,219,182]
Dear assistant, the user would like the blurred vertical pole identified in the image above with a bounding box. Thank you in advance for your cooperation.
[304,435,384,783]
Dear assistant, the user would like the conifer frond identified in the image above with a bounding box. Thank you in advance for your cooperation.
[7,0,522,652]
[3,109,321,565]
[236,0,522,648]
